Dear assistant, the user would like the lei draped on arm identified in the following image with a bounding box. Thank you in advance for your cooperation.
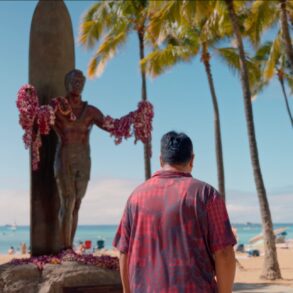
[17,84,154,170]
[16,84,75,170]
[103,101,154,152]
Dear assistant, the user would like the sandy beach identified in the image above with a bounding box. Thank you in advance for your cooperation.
[1,247,293,288]
[235,247,293,288]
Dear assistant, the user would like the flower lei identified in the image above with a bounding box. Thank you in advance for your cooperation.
[10,249,119,271]
[103,100,154,155]
[17,84,154,170]
[16,85,75,170]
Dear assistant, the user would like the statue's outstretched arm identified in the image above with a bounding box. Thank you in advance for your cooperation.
[91,106,109,131]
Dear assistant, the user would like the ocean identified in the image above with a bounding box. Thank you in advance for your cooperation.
[0,223,293,254]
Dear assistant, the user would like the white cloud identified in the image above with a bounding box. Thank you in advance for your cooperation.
[79,177,139,224]
[226,189,293,223]
[0,189,30,225]
[0,177,139,226]
[0,181,292,225]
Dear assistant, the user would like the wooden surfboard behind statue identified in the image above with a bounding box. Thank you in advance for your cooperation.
[29,0,75,255]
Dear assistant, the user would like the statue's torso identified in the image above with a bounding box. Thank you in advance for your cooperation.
[54,101,93,146]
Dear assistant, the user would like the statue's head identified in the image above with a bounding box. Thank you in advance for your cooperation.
[65,69,86,95]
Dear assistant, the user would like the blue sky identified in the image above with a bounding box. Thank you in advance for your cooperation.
[0,1,292,224]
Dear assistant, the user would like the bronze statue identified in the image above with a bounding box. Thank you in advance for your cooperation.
[17,69,153,252]
[54,69,107,249]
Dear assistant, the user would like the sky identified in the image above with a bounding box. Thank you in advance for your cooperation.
[0,1,292,225]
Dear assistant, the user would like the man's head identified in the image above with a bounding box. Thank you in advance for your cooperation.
[160,131,194,172]
[65,69,86,95]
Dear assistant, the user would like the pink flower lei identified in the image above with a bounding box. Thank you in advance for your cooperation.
[103,100,154,155]
[16,85,75,170]
[10,249,119,271]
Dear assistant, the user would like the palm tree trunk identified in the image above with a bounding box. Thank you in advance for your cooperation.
[201,45,226,200]
[279,0,293,72]
[278,71,293,128]
[225,0,281,280]
[138,29,152,180]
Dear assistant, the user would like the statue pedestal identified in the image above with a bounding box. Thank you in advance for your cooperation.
[0,262,121,293]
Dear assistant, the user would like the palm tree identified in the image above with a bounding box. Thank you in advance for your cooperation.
[223,0,281,279]
[79,0,152,180]
[252,40,293,128]
[245,0,293,72]
[143,3,228,199]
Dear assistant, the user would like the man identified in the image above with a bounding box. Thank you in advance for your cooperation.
[113,131,236,293]
[54,69,106,249]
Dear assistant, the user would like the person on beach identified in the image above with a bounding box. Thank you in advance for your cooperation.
[113,131,236,293]
[20,242,27,255]
[8,246,15,255]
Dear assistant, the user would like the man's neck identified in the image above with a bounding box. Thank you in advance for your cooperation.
[161,164,191,173]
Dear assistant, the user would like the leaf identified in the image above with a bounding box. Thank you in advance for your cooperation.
[263,34,281,81]
[88,24,129,78]
[216,47,261,93]
[284,73,293,95]
[141,44,196,78]
[244,0,278,47]
[79,1,117,48]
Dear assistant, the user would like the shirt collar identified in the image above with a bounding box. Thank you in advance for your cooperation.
[152,169,192,179]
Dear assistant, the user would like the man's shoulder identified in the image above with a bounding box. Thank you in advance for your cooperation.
[188,178,221,203]
[127,177,158,203]
[129,181,149,197]
[189,177,215,191]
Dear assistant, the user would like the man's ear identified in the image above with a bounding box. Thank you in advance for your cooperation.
[160,155,164,167]
[190,154,195,168]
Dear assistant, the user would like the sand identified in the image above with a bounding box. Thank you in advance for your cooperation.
[235,247,293,288]
[1,247,293,288]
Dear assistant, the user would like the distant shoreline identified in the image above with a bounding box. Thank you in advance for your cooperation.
[1,223,293,227]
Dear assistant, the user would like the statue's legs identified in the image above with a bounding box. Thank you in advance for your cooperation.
[55,144,91,249]
[55,171,76,249]
[71,176,89,244]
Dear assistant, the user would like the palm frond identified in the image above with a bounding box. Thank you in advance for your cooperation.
[263,35,281,81]
[88,24,129,78]
[244,0,277,47]
[287,0,293,24]
[216,47,261,94]
[216,47,242,75]
[233,0,251,12]
[79,1,117,48]
[141,44,196,78]
[181,0,214,27]
[284,73,293,95]
[252,41,272,62]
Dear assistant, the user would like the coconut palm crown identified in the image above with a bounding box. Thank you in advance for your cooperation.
[245,0,293,71]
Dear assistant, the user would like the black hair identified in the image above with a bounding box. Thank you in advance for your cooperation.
[64,69,86,91]
[160,131,193,165]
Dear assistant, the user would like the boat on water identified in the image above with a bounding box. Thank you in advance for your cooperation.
[249,227,288,244]
[4,222,17,231]
[11,222,17,231]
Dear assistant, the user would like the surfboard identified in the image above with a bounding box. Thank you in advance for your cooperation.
[249,227,288,244]
[29,0,75,256]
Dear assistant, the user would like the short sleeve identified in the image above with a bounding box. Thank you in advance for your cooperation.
[112,201,131,253]
[206,190,237,253]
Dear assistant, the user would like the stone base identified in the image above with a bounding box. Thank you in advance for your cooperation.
[0,262,121,293]
[63,284,122,292]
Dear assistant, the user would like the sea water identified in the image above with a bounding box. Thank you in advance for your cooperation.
[0,223,292,254]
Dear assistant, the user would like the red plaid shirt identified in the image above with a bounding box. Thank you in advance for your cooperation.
[113,170,236,293]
